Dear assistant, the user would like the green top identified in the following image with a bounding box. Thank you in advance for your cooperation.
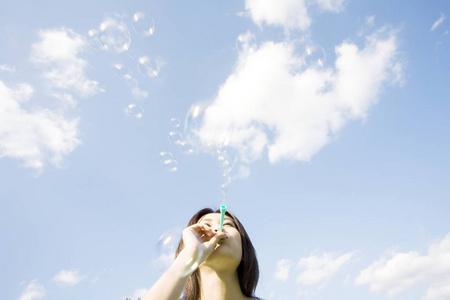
[219,204,227,232]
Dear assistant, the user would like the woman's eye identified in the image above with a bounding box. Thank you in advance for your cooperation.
[224,223,234,227]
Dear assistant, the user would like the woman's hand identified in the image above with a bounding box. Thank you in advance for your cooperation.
[181,223,227,265]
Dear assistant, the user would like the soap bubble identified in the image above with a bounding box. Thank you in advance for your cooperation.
[90,80,106,93]
[87,29,103,50]
[112,63,133,81]
[164,159,179,172]
[178,141,194,155]
[236,32,257,53]
[168,131,184,145]
[170,118,181,128]
[138,56,162,78]
[304,44,326,69]
[159,152,179,172]
[159,151,173,164]
[155,227,203,276]
[125,104,144,119]
[133,12,155,36]
[154,228,182,272]
[98,18,131,53]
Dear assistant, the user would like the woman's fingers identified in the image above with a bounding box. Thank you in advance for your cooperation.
[204,232,227,249]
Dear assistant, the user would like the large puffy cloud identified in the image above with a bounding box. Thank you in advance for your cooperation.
[0,81,80,170]
[18,280,45,300]
[355,233,450,299]
[195,28,402,165]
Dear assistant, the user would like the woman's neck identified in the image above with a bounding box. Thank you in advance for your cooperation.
[198,266,249,300]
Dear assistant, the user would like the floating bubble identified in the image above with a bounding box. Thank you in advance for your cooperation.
[87,29,103,50]
[125,104,144,119]
[159,152,179,172]
[98,18,131,53]
[138,56,162,78]
[90,80,106,93]
[236,32,257,52]
[221,175,232,201]
[154,228,182,272]
[304,44,326,69]
[133,12,155,36]
[164,159,179,172]
[170,118,181,128]
[217,155,230,168]
[159,152,173,164]
[178,141,194,155]
[155,227,203,276]
[112,63,133,81]
[168,131,184,145]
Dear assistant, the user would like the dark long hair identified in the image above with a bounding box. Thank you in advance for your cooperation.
[175,208,259,300]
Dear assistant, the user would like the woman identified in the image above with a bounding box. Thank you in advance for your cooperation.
[142,208,261,300]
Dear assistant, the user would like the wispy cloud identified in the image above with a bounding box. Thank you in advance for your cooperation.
[30,28,103,102]
[18,280,45,300]
[315,0,347,12]
[0,64,16,72]
[430,13,446,32]
[51,269,85,287]
[194,27,403,169]
[0,81,80,171]
[297,251,356,286]
[355,233,450,299]
[275,259,294,281]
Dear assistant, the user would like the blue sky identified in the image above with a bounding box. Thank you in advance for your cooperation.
[1,0,450,299]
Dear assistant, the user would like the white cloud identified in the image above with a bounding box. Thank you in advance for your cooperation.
[315,0,347,12]
[275,259,294,281]
[430,14,446,32]
[244,0,311,30]
[30,28,102,99]
[18,280,45,300]
[244,0,347,31]
[51,269,84,287]
[194,28,402,165]
[366,15,376,26]
[0,81,81,170]
[296,251,356,286]
[355,233,450,299]
[0,64,16,72]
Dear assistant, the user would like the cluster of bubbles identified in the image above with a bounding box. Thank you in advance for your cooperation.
[158,117,196,172]
[87,12,162,119]
[215,147,233,204]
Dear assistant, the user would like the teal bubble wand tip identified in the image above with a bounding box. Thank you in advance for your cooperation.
[220,205,227,232]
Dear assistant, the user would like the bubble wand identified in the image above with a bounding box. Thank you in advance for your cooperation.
[220,205,227,232]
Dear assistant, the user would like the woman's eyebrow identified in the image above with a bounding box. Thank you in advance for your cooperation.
[200,218,214,222]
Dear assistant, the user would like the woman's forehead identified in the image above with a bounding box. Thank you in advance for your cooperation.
[198,213,233,222]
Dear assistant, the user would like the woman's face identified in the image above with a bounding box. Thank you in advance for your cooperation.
[197,213,243,270]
